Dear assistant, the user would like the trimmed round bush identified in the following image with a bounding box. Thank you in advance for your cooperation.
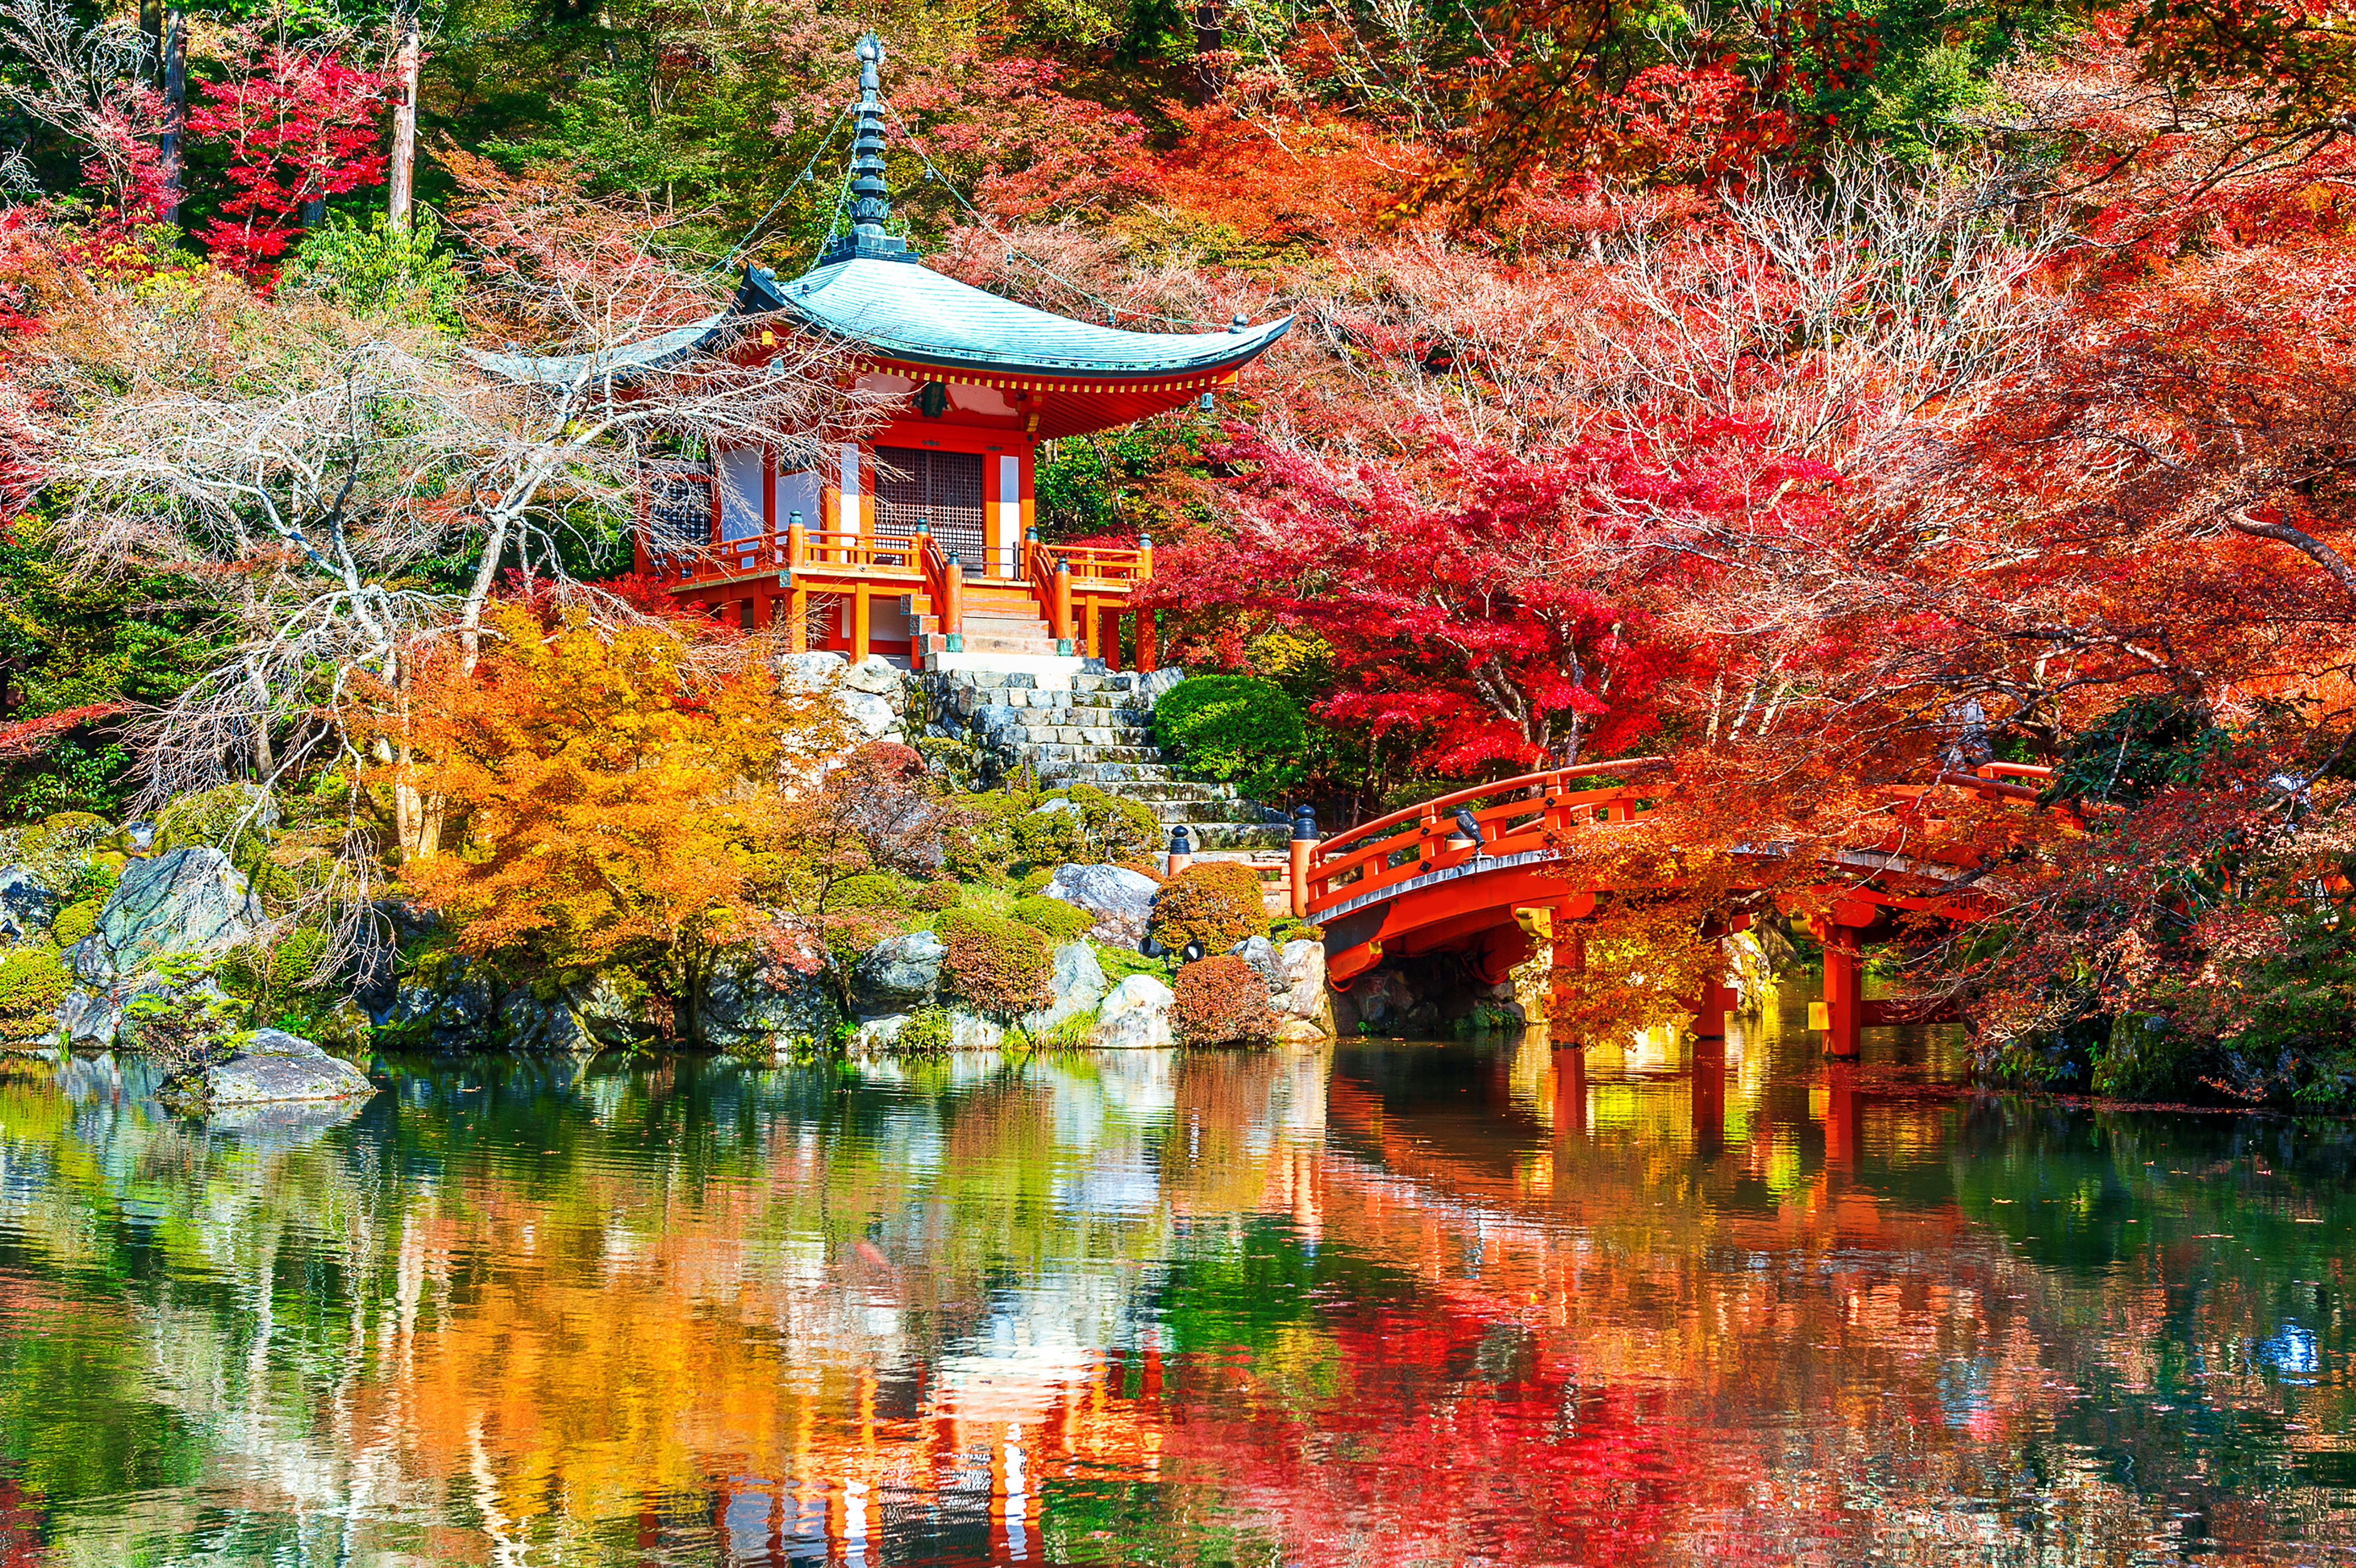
[1011,895,1095,942]
[913,880,960,912]
[1148,862,1271,955]
[1150,675,1307,798]
[1171,955,1277,1046]
[832,873,918,910]
[938,908,1053,1024]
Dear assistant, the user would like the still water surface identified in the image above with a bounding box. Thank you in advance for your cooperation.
[2,1006,2353,1566]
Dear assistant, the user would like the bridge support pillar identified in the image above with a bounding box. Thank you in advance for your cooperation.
[1552,1045,1586,1137]
[1691,1036,1725,1159]
[1822,931,1862,1059]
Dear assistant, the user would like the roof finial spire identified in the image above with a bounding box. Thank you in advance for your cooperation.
[822,33,914,264]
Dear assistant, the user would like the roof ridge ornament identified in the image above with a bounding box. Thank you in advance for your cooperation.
[820,33,916,266]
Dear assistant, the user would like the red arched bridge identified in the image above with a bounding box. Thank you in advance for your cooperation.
[1287,759,2058,1056]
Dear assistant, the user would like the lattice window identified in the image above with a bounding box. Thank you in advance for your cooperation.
[875,446,986,567]
[647,465,711,562]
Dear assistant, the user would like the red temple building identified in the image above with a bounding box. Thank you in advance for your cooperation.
[616,37,1290,672]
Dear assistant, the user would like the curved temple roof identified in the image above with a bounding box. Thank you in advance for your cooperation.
[740,259,1291,382]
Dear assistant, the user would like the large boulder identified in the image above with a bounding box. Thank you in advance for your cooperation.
[0,865,59,942]
[852,930,945,1016]
[71,847,262,984]
[701,950,843,1053]
[849,1009,1005,1052]
[777,650,905,743]
[1095,973,1175,1049]
[383,956,501,1053]
[1272,939,1331,1032]
[203,1029,376,1107]
[1032,940,1106,1031]
[1041,863,1161,948]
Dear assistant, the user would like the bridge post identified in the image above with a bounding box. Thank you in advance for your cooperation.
[1552,1042,1587,1137]
[1822,930,1862,1059]
[1691,1035,1725,1159]
[1822,1059,1862,1166]
[1287,806,1316,918]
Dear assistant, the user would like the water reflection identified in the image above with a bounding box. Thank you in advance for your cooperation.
[0,1006,2353,1565]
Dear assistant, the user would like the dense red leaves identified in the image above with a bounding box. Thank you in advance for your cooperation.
[186,47,392,277]
[0,704,127,762]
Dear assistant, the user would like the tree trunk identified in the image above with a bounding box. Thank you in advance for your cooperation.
[388,11,420,233]
[158,2,186,222]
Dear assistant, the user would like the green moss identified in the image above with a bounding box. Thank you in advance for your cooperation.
[47,899,101,949]
[1011,895,1094,942]
[831,872,917,910]
[154,784,291,904]
[0,947,69,1041]
[1013,866,1054,897]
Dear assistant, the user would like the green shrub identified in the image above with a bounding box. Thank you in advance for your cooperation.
[1171,955,1277,1046]
[913,880,960,912]
[944,793,1027,882]
[218,927,333,1019]
[1014,786,1161,868]
[831,873,918,910]
[1011,895,1094,942]
[895,1004,954,1055]
[0,947,69,1042]
[938,908,1053,1032]
[1149,862,1270,955]
[48,898,101,949]
[279,211,465,330]
[1151,675,1308,800]
[1013,866,1054,897]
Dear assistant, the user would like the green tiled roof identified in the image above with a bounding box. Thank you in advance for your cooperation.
[742,260,1291,380]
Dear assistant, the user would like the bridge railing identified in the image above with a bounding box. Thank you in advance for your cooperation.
[1304,759,1668,922]
[1302,759,2061,923]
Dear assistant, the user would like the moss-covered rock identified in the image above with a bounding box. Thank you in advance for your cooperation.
[0,946,69,1044]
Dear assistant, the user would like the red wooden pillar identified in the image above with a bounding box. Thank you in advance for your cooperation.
[1136,608,1156,673]
[1052,559,1073,652]
[1822,929,1862,1059]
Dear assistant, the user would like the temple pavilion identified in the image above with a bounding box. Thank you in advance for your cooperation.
[596,36,1290,672]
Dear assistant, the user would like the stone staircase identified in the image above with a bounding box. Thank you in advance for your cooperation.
[903,582,1061,663]
[920,666,1290,857]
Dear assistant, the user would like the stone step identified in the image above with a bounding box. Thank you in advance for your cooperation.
[1022,727,1150,748]
[1177,822,1291,850]
[1144,798,1274,825]
[1115,780,1242,803]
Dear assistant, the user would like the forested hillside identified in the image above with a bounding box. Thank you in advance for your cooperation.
[0,0,2350,1097]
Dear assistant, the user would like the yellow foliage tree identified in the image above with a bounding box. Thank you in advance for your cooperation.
[382,604,840,1041]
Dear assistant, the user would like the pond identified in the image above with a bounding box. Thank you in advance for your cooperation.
[1,1003,2352,1566]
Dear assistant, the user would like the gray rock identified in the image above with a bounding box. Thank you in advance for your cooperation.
[702,951,843,1052]
[495,988,599,1055]
[74,847,262,984]
[1271,939,1331,1034]
[1042,863,1161,947]
[0,864,59,941]
[1229,935,1284,990]
[563,970,663,1048]
[1030,797,1080,817]
[55,969,233,1049]
[849,1008,1005,1052]
[776,651,850,690]
[1333,966,1419,1035]
[842,655,906,708]
[1137,666,1187,706]
[840,688,901,742]
[1032,940,1106,1030]
[386,957,500,1053]
[853,930,945,1015]
[1095,973,1174,1048]
[205,1029,375,1106]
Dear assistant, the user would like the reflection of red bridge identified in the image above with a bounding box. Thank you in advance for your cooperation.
[1302,761,2059,1055]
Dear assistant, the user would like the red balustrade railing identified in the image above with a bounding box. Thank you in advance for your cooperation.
[1303,761,2062,922]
